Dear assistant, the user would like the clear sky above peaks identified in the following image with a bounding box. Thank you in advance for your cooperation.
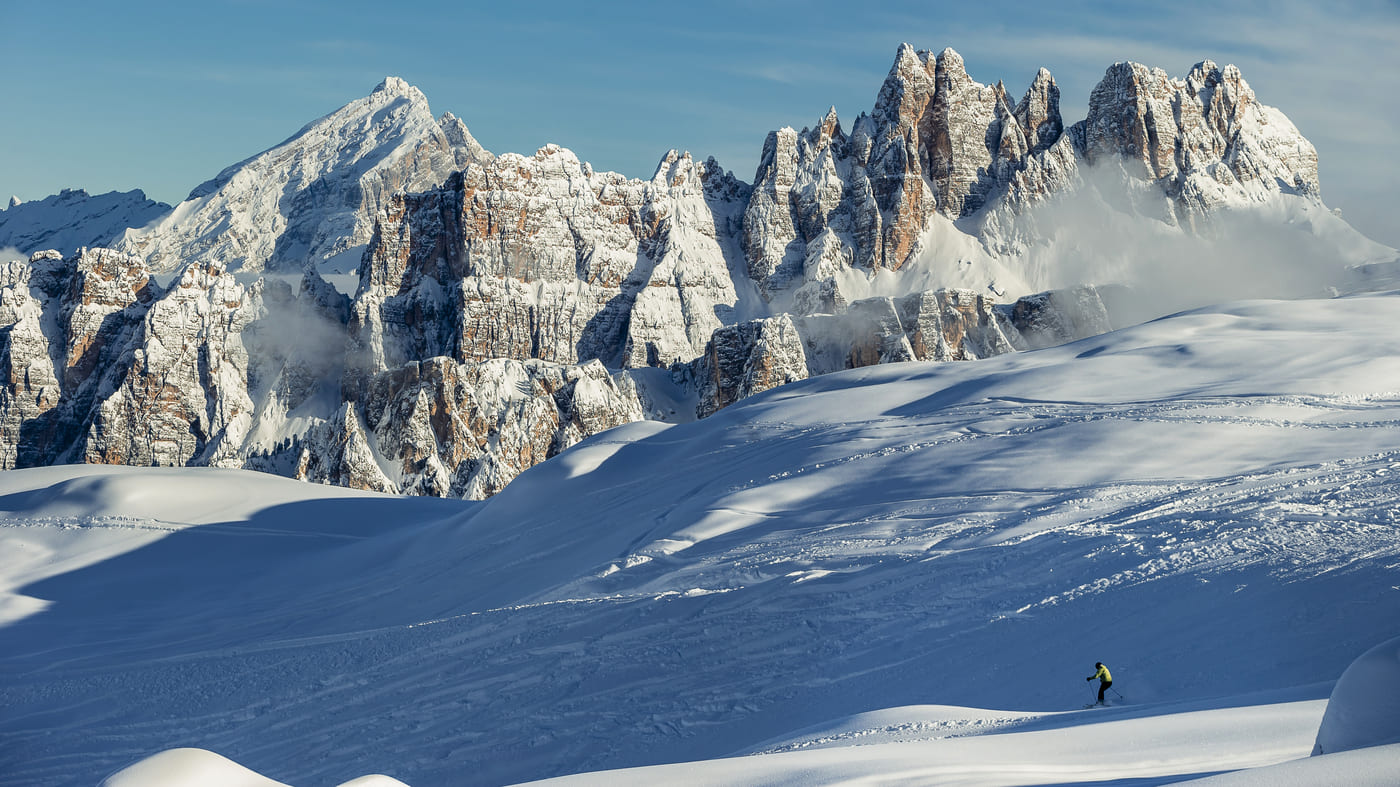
[4,0,1398,246]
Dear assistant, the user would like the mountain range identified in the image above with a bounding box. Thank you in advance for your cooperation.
[0,44,1392,499]
[4,42,1400,787]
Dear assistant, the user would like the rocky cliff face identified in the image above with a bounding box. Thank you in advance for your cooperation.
[688,285,1113,418]
[749,46,1322,296]
[348,146,752,377]
[0,45,1351,498]
[1080,60,1318,219]
[0,248,647,498]
[693,315,809,418]
[740,45,1077,302]
[0,251,69,467]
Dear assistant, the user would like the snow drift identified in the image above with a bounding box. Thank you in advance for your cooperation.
[1313,635,1400,755]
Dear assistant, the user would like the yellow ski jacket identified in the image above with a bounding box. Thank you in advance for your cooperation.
[1089,665,1112,683]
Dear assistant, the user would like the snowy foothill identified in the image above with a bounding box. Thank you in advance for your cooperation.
[4,293,1400,785]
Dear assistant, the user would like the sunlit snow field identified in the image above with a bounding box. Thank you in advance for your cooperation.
[3,294,1400,785]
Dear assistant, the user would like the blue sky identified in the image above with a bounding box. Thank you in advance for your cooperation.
[5,0,1398,246]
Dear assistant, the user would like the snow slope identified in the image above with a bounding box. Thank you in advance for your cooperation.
[3,293,1400,785]
[522,694,1333,786]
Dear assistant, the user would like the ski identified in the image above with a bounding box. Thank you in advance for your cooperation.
[1082,698,1125,709]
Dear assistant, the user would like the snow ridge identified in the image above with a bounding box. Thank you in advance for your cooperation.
[0,188,170,257]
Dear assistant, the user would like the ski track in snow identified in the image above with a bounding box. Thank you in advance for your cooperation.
[5,300,1400,785]
[749,711,1044,754]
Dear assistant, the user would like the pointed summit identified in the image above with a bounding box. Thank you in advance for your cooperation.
[116,79,487,273]
[439,111,492,162]
[871,42,939,143]
[373,76,415,96]
[814,106,843,144]
[369,76,431,106]
[1015,67,1063,154]
[936,47,966,74]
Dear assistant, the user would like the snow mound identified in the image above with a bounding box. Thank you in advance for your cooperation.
[335,777,412,787]
[1312,635,1400,755]
[1183,743,1400,785]
[0,465,406,525]
[101,748,290,787]
[100,748,411,787]
[521,697,1331,786]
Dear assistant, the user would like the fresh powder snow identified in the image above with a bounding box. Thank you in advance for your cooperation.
[4,292,1400,785]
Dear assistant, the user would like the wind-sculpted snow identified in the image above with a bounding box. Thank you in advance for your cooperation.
[2,293,1399,785]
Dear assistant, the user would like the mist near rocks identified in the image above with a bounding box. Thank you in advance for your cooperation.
[242,277,352,416]
[1004,164,1394,328]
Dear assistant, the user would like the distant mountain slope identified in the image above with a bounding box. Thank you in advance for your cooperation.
[2,291,1398,785]
[0,188,170,257]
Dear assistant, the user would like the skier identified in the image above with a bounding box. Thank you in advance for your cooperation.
[1086,661,1113,705]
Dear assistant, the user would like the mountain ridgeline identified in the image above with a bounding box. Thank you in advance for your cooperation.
[0,46,1343,498]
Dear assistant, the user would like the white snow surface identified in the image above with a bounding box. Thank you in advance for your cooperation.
[1312,634,1400,755]
[4,293,1400,785]
[101,748,293,787]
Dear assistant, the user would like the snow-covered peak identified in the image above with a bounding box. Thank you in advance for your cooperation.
[937,45,967,72]
[115,78,488,274]
[8,195,20,208]
[372,75,419,99]
[892,41,921,71]
[1081,55,1318,202]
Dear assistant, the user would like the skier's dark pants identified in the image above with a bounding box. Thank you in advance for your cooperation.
[1098,679,1112,704]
